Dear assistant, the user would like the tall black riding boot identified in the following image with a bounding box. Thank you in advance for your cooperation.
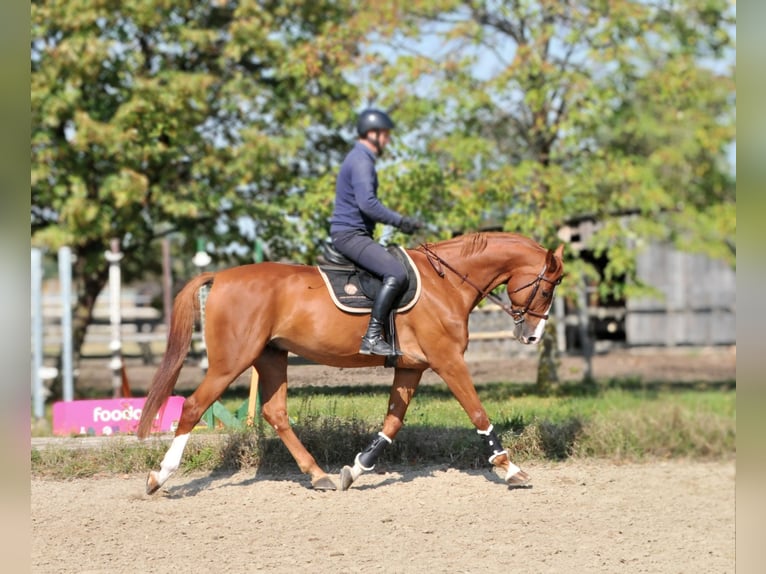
[360,276,405,356]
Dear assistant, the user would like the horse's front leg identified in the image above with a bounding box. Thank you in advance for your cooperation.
[255,348,337,491]
[432,358,530,487]
[340,367,424,491]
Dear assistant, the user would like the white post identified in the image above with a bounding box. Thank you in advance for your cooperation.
[105,239,124,398]
[58,246,75,402]
[554,296,566,353]
[197,286,209,374]
[31,248,45,419]
[162,237,173,333]
[192,239,211,375]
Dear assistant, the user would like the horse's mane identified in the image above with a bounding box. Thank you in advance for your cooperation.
[460,233,489,257]
[428,232,543,258]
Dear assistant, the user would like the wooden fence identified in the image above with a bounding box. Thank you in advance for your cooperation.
[625,243,736,346]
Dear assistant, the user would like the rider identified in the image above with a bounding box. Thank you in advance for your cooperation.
[330,108,423,356]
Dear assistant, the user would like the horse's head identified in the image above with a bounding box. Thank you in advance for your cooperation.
[506,244,565,345]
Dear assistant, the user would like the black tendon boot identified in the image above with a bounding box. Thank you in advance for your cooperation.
[360,276,404,356]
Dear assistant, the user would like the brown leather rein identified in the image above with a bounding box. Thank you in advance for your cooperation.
[419,243,561,325]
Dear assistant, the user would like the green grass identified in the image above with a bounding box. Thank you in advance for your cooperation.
[31,380,735,479]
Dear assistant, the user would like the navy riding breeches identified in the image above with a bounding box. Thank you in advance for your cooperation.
[331,230,407,286]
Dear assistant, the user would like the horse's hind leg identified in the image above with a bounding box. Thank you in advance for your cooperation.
[255,347,337,491]
[146,363,253,495]
[340,367,424,491]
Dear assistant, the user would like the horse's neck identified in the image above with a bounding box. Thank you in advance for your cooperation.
[455,233,537,278]
[428,233,542,305]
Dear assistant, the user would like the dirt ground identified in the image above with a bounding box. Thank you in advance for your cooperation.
[32,346,736,573]
[31,459,735,573]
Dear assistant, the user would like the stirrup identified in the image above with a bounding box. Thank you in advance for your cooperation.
[359,335,402,357]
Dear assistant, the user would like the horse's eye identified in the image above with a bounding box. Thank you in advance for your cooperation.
[541,290,551,298]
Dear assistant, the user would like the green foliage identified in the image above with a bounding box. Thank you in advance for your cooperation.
[31,0,735,381]
[31,0,370,263]
[346,0,735,302]
[31,0,364,361]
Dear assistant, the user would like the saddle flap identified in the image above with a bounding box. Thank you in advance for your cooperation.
[317,245,421,314]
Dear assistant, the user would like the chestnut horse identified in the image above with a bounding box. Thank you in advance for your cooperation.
[137,232,564,493]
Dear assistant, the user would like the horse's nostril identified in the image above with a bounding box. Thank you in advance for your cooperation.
[527,336,537,343]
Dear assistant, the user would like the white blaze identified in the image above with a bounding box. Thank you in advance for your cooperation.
[521,300,554,344]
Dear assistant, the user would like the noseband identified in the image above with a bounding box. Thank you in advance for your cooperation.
[420,243,561,325]
[505,266,561,324]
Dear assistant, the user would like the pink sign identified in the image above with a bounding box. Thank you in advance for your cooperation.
[52,396,185,437]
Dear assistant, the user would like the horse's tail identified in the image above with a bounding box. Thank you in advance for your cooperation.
[136,272,216,439]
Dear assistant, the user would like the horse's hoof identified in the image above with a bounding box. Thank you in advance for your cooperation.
[146,471,161,495]
[311,475,337,491]
[339,466,355,491]
[507,469,532,488]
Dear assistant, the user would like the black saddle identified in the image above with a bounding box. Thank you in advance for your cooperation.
[316,240,421,314]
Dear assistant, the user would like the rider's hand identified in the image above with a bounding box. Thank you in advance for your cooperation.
[399,216,424,235]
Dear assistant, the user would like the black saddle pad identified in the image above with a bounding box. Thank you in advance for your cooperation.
[316,245,421,314]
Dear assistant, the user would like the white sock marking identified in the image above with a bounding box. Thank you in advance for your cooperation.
[157,433,190,486]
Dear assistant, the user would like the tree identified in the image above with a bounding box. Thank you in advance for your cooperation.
[32,0,736,395]
[31,0,364,381]
[329,0,735,385]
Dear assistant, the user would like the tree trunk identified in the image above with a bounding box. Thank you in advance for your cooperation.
[576,279,594,385]
[535,319,560,395]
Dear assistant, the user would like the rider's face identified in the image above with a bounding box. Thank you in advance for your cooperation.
[376,130,392,150]
[362,130,392,155]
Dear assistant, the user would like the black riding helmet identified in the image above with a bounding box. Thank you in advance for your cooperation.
[356,109,395,137]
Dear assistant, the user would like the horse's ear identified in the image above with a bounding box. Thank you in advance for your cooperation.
[553,244,564,260]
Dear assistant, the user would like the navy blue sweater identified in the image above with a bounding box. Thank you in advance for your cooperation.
[330,142,403,235]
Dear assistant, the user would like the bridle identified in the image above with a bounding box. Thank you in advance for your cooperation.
[419,243,562,325]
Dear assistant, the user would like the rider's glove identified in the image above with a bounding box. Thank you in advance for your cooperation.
[399,216,424,235]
